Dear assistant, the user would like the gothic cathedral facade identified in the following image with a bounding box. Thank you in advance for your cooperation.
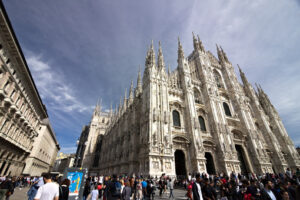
[80,35,300,177]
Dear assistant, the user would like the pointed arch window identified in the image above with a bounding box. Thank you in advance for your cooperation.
[198,116,206,131]
[172,110,181,127]
[223,102,232,117]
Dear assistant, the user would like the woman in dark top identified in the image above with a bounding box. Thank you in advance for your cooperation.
[59,179,71,200]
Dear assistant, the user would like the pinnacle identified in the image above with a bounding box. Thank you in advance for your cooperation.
[192,31,196,39]
[151,40,154,51]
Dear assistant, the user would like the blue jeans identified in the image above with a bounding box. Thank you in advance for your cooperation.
[169,189,174,199]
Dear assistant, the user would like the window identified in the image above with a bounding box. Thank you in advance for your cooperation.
[3,81,10,93]
[223,102,232,117]
[198,116,206,131]
[172,110,181,127]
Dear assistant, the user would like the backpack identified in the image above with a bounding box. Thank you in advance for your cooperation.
[111,181,121,197]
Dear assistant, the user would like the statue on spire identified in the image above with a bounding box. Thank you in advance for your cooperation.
[129,80,134,104]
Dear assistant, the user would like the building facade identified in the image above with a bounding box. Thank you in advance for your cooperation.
[0,2,59,176]
[53,153,75,173]
[81,36,300,177]
[23,119,60,176]
[74,125,89,168]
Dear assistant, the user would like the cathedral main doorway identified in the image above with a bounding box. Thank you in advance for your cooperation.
[174,150,187,179]
[235,145,249,175]
[205,152,216,175]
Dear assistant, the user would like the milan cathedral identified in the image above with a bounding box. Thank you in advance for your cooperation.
[77,34,300,177]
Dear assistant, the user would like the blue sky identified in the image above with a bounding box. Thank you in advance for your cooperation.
[3,0,300,153]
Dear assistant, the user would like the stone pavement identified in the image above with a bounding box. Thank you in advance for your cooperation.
[155,188,188,199]
[11,186,29,200]
[10,187,187,200]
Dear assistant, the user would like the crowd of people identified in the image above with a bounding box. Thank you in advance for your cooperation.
[0,168,299,200]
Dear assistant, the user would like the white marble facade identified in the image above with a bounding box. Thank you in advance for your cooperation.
[82,35,300,177]
[0,3,59,176]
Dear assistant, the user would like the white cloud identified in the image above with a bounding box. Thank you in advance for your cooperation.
[26,52,92,114]
[59,146,77,154]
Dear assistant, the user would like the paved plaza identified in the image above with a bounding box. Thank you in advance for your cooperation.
[11,186,188,200]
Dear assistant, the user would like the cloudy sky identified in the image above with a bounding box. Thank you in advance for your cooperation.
[3,0,300,153]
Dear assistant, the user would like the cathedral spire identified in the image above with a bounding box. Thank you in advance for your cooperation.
[157,41,165,70]
[123,88,127,110]
[129,80,134,104]
[197,35,205,52]
[168,64,171,75]
[135,65,142,96]
[177,37,185,63]
[93,98,101,116]
[238,64,249,86]
[216,44,225,63]
[118,97,122,115]
[192,32,200,51]
[145,40,156,67]
[220,46,229,62]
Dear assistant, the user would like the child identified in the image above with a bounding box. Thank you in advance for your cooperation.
[88,185,99,200]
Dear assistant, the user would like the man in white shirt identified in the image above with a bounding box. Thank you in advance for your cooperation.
[34,173,59,200]
[261,179,276,200]
[192,174,204,200]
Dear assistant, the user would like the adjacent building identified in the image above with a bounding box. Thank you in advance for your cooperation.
[53,152,75,173]
[0,2,59,176]
[80,35,300,177]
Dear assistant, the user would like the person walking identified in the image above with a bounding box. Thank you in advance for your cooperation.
[168,178,174,199]
[158,178,164,197]
[141,179,147,200]
[27,177,44,200]
[83,181,91,200]
[0,176,15,200]
[136,179,143,200]
[59,179,70,200]
[186,181,193,200]
[120,179,125,199]
[33,173,59,200]
[107,174,120,200]
[122,181,132,200]
[88,185,99,200]
[192,174,204,200]
[97,183,103,199]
